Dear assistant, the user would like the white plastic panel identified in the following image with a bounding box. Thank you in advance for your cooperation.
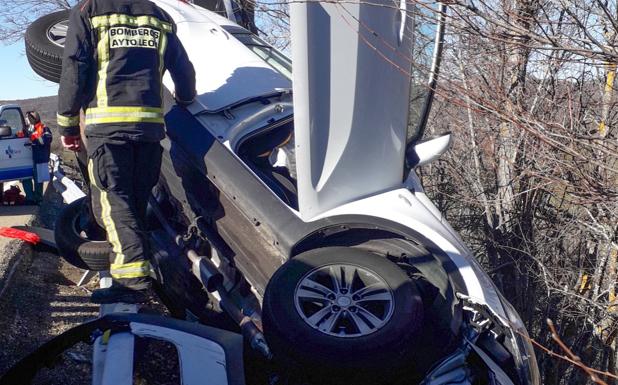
[50,153,86,204]
[131,323,229,385]
[291,0,413,220]
[99,333,135,385]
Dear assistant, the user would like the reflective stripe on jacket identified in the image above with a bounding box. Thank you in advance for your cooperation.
[57,0,196,141]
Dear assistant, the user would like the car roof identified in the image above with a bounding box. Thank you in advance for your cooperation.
[0,105,21,110]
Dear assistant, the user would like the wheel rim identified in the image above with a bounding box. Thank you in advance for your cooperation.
[294,263,395,338]
[47,20,68,48]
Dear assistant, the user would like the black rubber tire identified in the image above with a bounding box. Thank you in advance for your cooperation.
[55,197,112,271]
[25,11,68,84]
[262,247,424,384]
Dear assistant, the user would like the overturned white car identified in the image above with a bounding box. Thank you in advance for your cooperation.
[7,0,540,384]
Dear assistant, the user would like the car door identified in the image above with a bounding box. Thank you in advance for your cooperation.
[290,0,413,220]
[0,106,34,182]
[290,0,444,221]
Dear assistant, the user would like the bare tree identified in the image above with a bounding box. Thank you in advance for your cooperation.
[418,0,618,383]
[0,0,74,43]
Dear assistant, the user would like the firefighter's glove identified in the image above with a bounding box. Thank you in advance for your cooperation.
[174,92,195,107]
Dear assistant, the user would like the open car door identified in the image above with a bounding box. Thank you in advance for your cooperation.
[291,0,446,220]
[0,105,34,183]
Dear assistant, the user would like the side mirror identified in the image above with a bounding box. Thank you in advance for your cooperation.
[407,133,452,168]
[0,125,12,138]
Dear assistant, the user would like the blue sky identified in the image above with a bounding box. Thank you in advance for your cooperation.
[0,41,58,100]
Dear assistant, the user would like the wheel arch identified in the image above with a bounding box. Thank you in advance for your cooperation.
[289,217,467,295]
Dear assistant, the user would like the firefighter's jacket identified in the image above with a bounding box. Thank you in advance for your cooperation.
[57,0,196,142]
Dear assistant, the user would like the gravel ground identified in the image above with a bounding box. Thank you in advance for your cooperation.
[0,177,98,384]
[0,156,176,385]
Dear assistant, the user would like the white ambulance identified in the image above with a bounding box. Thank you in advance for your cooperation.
[0,105,34,184]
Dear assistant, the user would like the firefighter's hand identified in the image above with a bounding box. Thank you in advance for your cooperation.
[61,135,81,151]
[174,91,195,107]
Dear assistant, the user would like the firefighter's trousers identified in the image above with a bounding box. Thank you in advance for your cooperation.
[87,137,162,289]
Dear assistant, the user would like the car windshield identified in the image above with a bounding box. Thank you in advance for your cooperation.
[0,108,24,136]
[232,33,292,80]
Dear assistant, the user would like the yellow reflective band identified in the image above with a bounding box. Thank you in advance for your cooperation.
[85,107,164,125]
[96,25,111,107]
[88,116,164,124]
[110,261,152,279]
[102,330,111,345]
[91,14,172,32]
[102,190,127,266]
[158,29,168,102]
[87,159,96,188]
[111,271,151,279]
[89,159,126,265]
[111,261,151,269]
[57,114,79,127]
[87,106,163,113]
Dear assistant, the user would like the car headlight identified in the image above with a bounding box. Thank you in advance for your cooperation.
[500,296,541,385]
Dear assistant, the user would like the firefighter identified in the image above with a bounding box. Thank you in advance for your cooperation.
[57,0,196,304]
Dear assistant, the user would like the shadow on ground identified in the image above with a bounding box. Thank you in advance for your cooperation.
[0,175,180,385]
[0,184,98,385]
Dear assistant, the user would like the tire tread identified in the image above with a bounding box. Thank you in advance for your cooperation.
[24,11,68,84]
[55,197,112,271]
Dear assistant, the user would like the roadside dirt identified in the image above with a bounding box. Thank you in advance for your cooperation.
[0,156,181,385]
[0,182,98,384]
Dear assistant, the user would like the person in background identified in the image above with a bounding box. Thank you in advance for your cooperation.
[20,111,52,204]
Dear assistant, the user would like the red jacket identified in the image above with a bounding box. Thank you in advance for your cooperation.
[30,122,45,143]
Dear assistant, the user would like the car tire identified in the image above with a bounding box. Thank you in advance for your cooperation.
[25,11,68,84]
[262,247,424,384]
[55,197,112,271]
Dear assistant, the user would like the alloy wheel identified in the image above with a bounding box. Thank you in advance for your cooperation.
[294,264,395,338]
[47,19,68,48]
